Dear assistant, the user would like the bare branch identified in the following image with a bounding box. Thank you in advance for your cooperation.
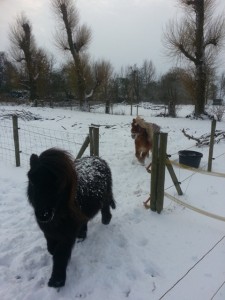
[182,128,225,146]
[51,0,79,30]
[163,18,196,64]
[54,29,70,51]
[204,16,225,49]
[75,24,92,52]
[179,44,197,63]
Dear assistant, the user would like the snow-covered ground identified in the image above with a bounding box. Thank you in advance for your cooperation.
[0,103,225,300]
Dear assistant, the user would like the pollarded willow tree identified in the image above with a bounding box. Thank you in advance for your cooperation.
[9,13,53,105]
[9,13,39,102]
[51,0,92,108]
[51,0,113,109]
[163,0,225,117]
[92,60,113,113]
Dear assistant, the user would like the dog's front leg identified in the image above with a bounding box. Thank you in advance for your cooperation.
[48,239,75,288]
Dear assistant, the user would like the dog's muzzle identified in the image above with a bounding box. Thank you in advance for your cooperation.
[35,208,55,223]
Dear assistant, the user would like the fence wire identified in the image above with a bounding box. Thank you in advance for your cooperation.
[0,119,15,165]
[0,118,86,168]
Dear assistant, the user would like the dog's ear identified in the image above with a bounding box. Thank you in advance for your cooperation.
[30,154,39,168]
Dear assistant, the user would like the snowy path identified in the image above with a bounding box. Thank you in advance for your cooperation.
[0,105,225,300]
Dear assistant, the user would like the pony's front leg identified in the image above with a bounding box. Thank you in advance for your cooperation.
[77,223,88,241]
[135,148,141,162]
[45,234,57,255]
[142,151,149,163]
[48,239,75,288]
[136,150,144,164]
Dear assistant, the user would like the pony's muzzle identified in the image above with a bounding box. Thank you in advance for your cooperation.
[131,133,136,139]
[35,208,55,223]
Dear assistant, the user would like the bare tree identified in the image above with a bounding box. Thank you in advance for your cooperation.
[9,13,39,103]
[92,60,113,113]
[217,72,225,99]
[51,0,92,108]
[0,52,20,94]
[163,0,225,117]
[141,60,156,86]
[125,65,140,116]
[181,64,217,104]
[35,49,55,99]
[140,60,156,101]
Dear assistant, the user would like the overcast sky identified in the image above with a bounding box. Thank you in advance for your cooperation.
[0,0,225,75]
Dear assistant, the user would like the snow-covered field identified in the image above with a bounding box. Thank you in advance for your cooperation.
[0,103,225,300]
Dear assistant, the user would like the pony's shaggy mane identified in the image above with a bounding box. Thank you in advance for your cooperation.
[131,117,160,164]
[133,116,160,140]
[28,148,82,220]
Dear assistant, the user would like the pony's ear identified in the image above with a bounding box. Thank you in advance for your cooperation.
[132,118,137,125]
[30,154,39,168]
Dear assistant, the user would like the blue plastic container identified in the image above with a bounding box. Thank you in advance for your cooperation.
[178,150,203,168]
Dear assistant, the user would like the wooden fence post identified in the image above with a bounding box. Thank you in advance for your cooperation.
[150,132,183,214]
[12,115,20,167]
[92,127,99,156]
[89,127,94,156]
[208,119,216,172]
[156,133,168,213]
[150,133,160,212]
[89,126,99,156]
[76,126,100,159]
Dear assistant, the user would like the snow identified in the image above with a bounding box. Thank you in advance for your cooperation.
[0,103,225,300]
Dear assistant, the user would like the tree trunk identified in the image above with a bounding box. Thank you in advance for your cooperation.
[61,3,86,109]
[22,23,38,104]
[76,62,86,109]
[195,65,206,115]
[30,79,37,104]
[105,99,110,114]
[194,0,206,116]
[168,101,176,117]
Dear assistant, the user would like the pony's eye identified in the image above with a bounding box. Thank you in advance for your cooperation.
[36,208,55,223]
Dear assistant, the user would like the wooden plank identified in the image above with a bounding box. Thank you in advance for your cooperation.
[166,159,183,195]
[76,135,90,159]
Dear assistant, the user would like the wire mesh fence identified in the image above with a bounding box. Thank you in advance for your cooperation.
[0,117,86,168]
[0,119,15,165]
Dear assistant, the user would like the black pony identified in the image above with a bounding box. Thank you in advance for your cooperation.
[27,148,116,288]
